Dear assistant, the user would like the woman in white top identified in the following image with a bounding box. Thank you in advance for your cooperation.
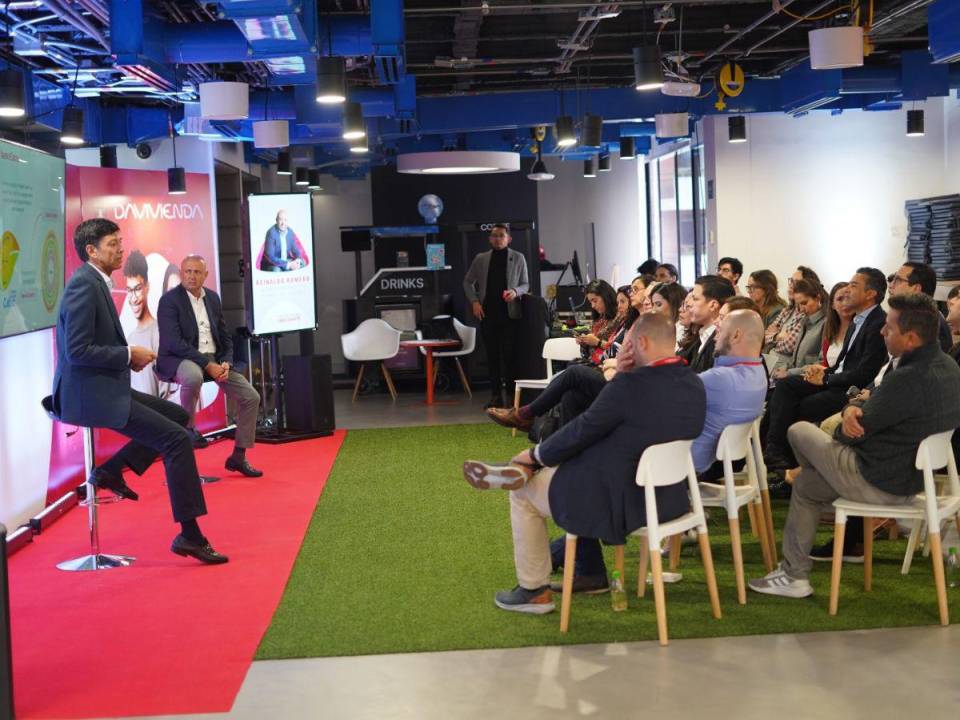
[821,281,853,369]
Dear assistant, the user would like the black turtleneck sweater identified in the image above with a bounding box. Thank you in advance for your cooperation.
[483,247,509,320]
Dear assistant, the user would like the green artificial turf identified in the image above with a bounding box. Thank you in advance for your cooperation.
[257,424,958,660]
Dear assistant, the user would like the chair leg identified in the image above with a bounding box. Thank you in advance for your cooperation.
[755,499,774,573]
[380,363,398,400]
[432,359,440,386]
[649,545,669,646]
[729,516,746,605]
[902,519,923,575]
[863,517,874,592]
[559,535,577,633]
[829,521,847,616]
[887,522,899,541]
[454,358,472,398]
[511,386,521,438]
[668,534,682,571]
[761,488,778,567]
[351,363,365,403]
[637,536,650,598]
[698,530,722,620]
[928,532,950,626]
[614,544,625,582]
[747,502,760,539]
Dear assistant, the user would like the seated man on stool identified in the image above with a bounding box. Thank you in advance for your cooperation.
[461,314,706,614]
[53,220,226,564]
[749,294,960,598]
[157,255,263,478]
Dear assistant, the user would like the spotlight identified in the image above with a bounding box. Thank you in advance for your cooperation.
[295,167,309,186]
[619,137,636,159]
[583,157,596,178]
[907,109,924,137]
[349,138,369,153]
[276,150,292,175]
[308,169,322,189]
[728,116,747,143]
[342,101,365,140]
[809,26,864,70]
[581,113,603,147]
[167,167,186,195]
[60,106,85,145]
[99,145,117,168]
[0,68,26,118]
[598,153,611,172]
[633,46,664,91]
[555,115,576,147]
[316,56,347,104]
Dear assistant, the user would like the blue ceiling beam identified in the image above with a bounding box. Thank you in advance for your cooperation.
[929,0,960,64]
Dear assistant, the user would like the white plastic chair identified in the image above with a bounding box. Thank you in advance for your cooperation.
[698,420,773,605]
[418,317,476,398]
[340,319,402,402]
[559,440,722,646]
[510,336,581,436]
[829,430,960,625]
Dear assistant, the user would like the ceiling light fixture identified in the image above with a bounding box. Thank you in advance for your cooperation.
[555,115,576,147]
[809,26,864,70]
[598,153,611,172]
[316,56,347,104]
[655,112,689,138]
[349,138,369,153]
[728,116,747,143]
[342,101,365,140]
[619,136,636,159]
[907,109,925,137]
[583,157,596,178]
[253,119,289,149]
[60,106,85,145]
[308,169,322,189]
[99,145,117,168]
[167,105,186,195]
[295,167,309,186]
[527,143,554,181]
[0,68,26,118]
[633,46,664,91]
[581,113,603,147]
[276,150,292,175]
[398,150,521,174]
[199,81,249,120]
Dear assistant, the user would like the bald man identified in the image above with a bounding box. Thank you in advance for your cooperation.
[157,255,262,477]
[461,314,707,615]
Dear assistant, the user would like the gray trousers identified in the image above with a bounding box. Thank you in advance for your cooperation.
[175,357,260,449]
[782,422,912,580]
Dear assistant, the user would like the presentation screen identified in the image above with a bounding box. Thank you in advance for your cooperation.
[0,139,65,339]
[248,192,317,336]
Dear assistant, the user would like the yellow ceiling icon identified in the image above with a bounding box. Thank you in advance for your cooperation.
[1,231,20,290]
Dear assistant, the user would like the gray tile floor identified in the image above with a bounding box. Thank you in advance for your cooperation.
[333,388,494,430]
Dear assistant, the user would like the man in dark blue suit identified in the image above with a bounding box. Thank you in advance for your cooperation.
[52,219,227,564]
[157,255,262,477]
[260,209,307,272]
[462,314,706,614]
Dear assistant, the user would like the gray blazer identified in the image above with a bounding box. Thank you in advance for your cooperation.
[462,247,529,320]
[776,308,826,376]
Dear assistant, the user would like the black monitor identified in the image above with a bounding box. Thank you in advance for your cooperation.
[571,250,584,286]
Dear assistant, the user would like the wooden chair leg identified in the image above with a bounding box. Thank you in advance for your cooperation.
[454,358,472,398]
[761,488,778,566]
[511,386,521,438]
[887,522,899,541]
[559,535,577,633]
[649,544,669,646]
[863,517,874,592]
[637,536,650,598]
[351,363,365,402]
[668,534,682,571]
[729,516,746,605]
[755,500,774,573]
[928,532,950,626]
[614,544,625,581]
[747,502,760,540]
[829,521,847,616]
[380,363,398,400]
[698,530,722,620]
[902,519,923,575]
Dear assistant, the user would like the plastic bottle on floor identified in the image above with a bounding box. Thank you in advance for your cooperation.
[610,571,628,612]
[947,547,960,589]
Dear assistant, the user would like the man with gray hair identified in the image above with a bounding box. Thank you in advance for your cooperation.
[157,255,263,477]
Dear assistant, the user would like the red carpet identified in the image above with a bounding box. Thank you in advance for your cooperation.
[8,431,346,719]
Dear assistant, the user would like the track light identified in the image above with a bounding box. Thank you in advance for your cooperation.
[619,136,636,159]
[907,109,924,137]
[342,101,365,140]
[555,115,576,147]
[633,46,663,91]
[583,157,596,178]
[581,114,603,147]
[60,106,85,145]
[276,150,292,175]
[167,167,186,195]
[308,169,322,189]
[598,153,611,172]
[316,56,347,104]
[295,167,309,186]
[99,145,117,168]
[349,138,369,153]
[0,68,26,118]
[728,116,747,143]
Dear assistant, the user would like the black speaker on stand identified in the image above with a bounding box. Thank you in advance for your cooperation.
[282,354,336,435]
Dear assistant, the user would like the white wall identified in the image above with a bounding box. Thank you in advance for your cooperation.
[536,153,647,289]
[704,100,951,290]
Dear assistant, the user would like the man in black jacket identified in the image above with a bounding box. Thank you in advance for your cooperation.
[462,314,706,614]
[750,293,960,598]
[685,275,736,373]
[764,268,888,470]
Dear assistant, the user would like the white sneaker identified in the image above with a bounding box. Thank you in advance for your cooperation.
[748,565,813,598]
[462,461,531,490]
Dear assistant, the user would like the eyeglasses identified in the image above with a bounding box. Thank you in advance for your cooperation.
[125,283,145,295]
[745,284,759,292]
[888,275,910,286]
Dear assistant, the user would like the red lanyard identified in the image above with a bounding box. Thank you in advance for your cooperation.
[650,356,687,367]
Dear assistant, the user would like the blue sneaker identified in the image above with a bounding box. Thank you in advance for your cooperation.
[493,585,555,614]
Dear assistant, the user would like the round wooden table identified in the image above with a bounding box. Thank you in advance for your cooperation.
[399,339,462,405]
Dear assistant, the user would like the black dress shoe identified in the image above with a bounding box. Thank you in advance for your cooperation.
[88,468,139,501]
[763,451,792,472]
[225,456,263,477]
[171,534,229,564]
[188,428,209,449]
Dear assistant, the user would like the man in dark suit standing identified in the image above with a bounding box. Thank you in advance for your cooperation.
[462,314,705,614]
[260,209,307,272]
[157,255,262,477]
[463,223,529,409]
[685,275,736,373]
[764,267,888,470]
[52,219,226,564]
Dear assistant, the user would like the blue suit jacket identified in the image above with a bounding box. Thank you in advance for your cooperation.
[156,285,233,381]
[52,262,132,429]
[261,225,305,271]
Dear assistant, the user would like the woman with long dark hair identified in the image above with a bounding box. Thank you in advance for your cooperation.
[821,281,853,368]
[746,269,786,332]
[576,279,621,364]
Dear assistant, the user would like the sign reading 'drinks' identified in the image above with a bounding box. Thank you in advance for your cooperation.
[361,268,446,299]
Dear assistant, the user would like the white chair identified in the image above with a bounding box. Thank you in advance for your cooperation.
[341,319,402,402]
[699,421,774,605]
[510,336,581,436]
[419,317,476,398]
[559,440,722,646]
[829,430,960,625]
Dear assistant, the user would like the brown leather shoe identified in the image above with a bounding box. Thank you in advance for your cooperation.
[486,406,533,431]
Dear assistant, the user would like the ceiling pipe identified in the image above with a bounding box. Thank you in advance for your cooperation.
[740,0,836,58]
[404,0,777,14]
[692,0,800,67]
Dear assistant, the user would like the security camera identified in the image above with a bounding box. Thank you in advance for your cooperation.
[136,142,152,159]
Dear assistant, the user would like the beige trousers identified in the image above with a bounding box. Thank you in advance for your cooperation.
[509,466,557,589]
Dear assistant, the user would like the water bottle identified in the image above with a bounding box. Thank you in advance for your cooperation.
[947,547,960,589]
[610,570,628,612]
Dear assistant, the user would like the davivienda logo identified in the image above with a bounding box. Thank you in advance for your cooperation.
[110,203,205,221]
